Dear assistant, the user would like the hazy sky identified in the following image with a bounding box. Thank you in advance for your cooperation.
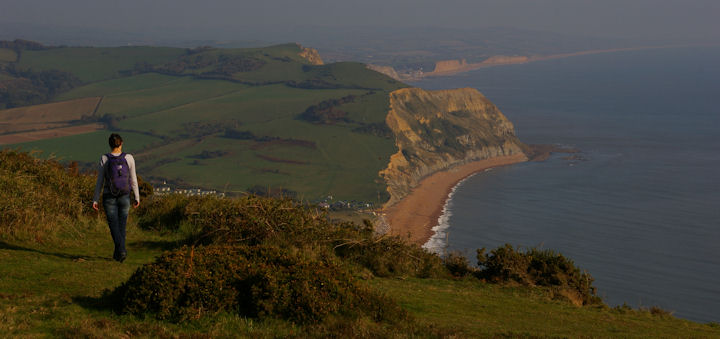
[2,0,719,42]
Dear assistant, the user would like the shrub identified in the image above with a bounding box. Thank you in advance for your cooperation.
[477,244,601,305]
[443,251,476,278]
[332,226,446,278]
[0,150,94,241]
[108,244,406,324]
[134,195,447,278]
[136,194,191,231]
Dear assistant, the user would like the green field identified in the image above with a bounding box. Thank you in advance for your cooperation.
[54,73,183,101]
[18,46,186,83]
[8,131,162,163]
[4,43,407,202]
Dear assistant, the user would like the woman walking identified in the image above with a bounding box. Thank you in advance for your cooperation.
[92,133,140,262]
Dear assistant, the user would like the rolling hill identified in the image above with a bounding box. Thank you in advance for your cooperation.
[1,41,408,203]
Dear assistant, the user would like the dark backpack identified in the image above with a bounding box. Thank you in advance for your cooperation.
[105,153,131,196]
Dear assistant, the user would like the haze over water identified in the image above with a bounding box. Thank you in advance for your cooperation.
[412,46,720,323]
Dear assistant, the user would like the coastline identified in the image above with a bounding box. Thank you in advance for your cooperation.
[420,44,713,78]
[383,153,527,246]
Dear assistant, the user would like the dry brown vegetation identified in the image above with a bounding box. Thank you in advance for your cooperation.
[0,96,101,134]
[0,123,105,144]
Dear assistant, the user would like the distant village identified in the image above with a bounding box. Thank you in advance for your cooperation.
[152,183,378,211]
[152,181,225,197]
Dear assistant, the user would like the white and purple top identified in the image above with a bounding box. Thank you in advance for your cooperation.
[92,152,140,203]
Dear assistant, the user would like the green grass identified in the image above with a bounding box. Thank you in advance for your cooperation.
[373,278,720,338]
[0,48,17,63]
[117,85,363,133]
[1,225,717,338]
[18,46,186,83]
[5,130,161,163]
[54,73,183,101]
[96,77,248,119]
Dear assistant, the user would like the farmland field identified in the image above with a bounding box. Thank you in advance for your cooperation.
[0,97,101,134]
[18,46,186,83]
[54,73,183,101]
[8,130,162,163]
[0,123,105,145]
[3,43,406,202]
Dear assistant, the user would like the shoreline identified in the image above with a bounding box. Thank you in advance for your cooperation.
[383,153,527,246]
[419,43,716,78]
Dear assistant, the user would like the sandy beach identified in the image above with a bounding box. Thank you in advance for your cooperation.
[383,153,527,245]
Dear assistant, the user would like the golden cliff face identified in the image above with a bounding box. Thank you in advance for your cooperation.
[297,44,324,65]
[380,87,527,206]
[433,59,468,73]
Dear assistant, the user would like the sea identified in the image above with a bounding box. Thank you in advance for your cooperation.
[410,46,720,323]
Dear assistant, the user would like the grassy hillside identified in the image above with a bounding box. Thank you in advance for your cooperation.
[17,46,186,83]
[2,42,406,202]
[1,152,718,338]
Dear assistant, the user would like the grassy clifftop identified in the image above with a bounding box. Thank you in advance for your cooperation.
[1,152,718,337]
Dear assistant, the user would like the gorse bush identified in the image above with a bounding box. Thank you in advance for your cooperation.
[111,194,450,325]
[136,194,446,278]
[109,244,407,324]
[477,244,601,305]
[332,226,445,278]
[443,251,476,278]
[0,150,94,241]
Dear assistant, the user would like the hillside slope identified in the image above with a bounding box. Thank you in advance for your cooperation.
[1,42,408,202]
[1,153,718,337]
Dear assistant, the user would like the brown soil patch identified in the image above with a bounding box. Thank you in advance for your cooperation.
[383,154,527,245]
[0,97,101,134]
[0,123,105,145]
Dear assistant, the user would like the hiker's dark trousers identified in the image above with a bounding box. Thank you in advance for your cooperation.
[103,193,130,260]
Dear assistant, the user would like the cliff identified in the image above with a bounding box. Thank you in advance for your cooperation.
[297,44,324,65]
[366,64,401,80]
[432,59,468,73]
[428,55,529,76]
[380,87,527,207]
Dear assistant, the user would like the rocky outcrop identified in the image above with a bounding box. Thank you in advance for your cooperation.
[366,64,401,80]
[297,44,324,65]
[380,87,527,207]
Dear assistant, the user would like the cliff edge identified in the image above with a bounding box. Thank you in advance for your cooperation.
[380,87,527,207]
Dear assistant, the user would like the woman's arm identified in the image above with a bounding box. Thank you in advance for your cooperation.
[126,154,140,207]
[92,155,107,210]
